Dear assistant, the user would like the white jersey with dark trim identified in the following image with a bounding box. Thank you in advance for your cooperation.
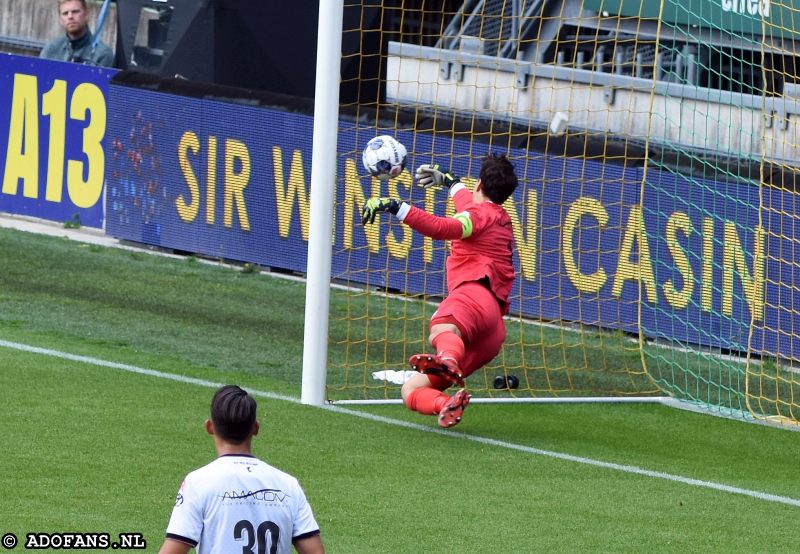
[165,454,320,554]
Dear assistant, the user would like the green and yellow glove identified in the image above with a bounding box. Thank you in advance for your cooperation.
[361,197,401,225]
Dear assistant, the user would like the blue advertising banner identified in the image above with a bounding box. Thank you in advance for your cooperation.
[106,85,315,268]
[0,54,117,227]
[2,54,794,365]
[100,78,800,364]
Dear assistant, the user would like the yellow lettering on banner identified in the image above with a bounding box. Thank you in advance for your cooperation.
[562,197,608,293]
[612,206,657,303]
[273,147,310,240]
[2,74,39,198]
[421,187,436,263]
[386,172,412,259]
[67,83,105,208]
[663,212,694,310]
[176,131,200,222]
[722,222,765,321]
[459,176,478,190]
[344,159,380,250]
[504,189,538,281]
[223,139,250,231]
[701,217,714,311]
[42,80,67,202]
[206,136,217,225]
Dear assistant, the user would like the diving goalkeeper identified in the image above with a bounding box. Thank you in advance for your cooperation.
[361,153,518,428]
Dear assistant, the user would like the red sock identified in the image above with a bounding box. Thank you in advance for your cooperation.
[406,387,449,415]
[432,331,465,367]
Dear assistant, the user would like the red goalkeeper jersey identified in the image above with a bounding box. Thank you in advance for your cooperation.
[401,186,516,313]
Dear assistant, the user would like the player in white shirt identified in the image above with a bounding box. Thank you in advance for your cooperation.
[159,385,325,554]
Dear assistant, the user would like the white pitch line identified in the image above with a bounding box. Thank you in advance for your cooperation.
[2,338,799,508]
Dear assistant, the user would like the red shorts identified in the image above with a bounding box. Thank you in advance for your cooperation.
[429,281,506,382]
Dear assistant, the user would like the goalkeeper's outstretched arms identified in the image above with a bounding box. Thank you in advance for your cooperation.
[361,165,474,240]
[361,194,469,240]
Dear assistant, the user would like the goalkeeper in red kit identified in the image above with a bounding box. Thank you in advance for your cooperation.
[361,153,518,428]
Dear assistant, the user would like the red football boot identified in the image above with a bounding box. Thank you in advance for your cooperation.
[408,353,464,387]
[438,388,471,428]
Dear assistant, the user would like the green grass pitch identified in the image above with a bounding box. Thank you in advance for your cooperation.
[0,227,798,553]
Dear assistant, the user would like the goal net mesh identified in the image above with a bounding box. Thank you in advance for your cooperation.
[324,0,800,427]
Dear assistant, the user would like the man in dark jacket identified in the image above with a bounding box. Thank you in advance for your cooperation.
[40,0,114,67]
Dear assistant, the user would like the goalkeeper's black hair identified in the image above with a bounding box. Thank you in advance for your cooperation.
[479,153,518,204]
[211,385,257,443]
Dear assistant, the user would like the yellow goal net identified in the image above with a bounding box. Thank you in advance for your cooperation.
[316,0,800,428]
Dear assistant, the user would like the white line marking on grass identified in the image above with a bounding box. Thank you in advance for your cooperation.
[0,339,299,405]
[3,338,800,508]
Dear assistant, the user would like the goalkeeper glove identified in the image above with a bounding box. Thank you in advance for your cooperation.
[361,197,401,225]
[415,164,458,189]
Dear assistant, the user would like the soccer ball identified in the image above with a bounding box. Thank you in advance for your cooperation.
[362,135,407,181]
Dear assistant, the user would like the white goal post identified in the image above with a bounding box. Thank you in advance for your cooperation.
[300,0,344,406]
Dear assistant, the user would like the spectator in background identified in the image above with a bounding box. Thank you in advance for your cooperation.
[40,0,114,67]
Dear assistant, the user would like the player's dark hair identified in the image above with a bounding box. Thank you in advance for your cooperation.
[479,153,518,204]
[211,385,257,443]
